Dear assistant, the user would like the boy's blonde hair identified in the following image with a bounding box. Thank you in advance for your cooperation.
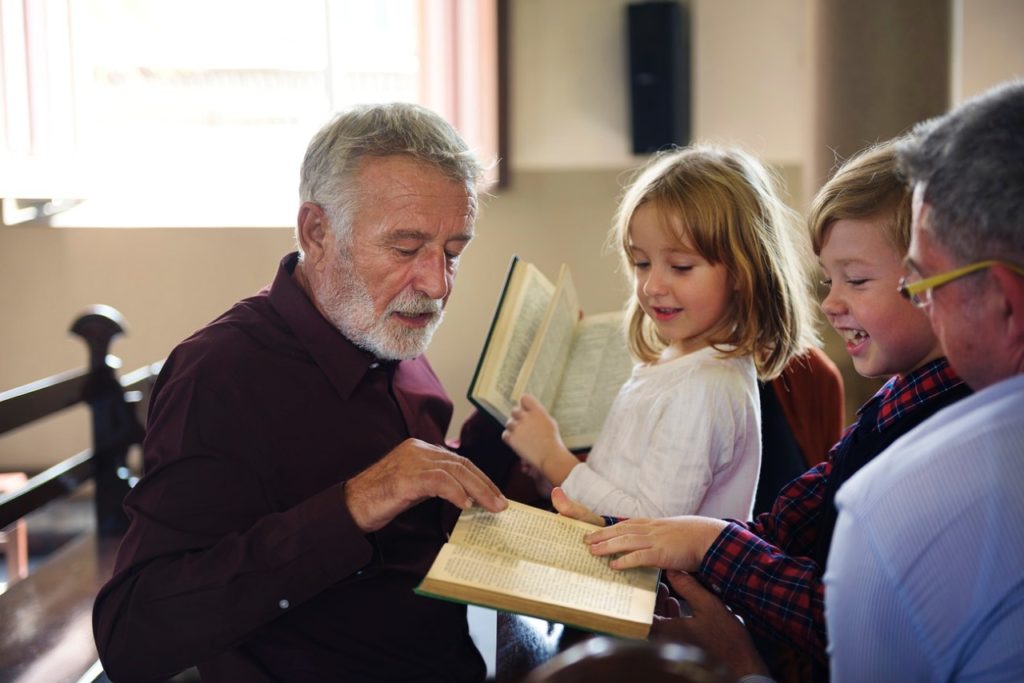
[808,139,911,255]
[612,145,818,379]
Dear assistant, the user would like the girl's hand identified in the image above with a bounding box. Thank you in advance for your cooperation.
[551,486,605,527]
[502,394,578,485]
[582,516,729,572]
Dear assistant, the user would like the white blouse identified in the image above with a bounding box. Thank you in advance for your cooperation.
[560,346,760,520]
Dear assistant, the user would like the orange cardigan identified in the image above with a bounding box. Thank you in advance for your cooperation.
[769,347,845,467]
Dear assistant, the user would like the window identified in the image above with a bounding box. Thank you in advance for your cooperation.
[0,0,501,227]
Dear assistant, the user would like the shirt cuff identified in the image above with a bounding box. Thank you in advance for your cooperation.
[290,482,374,580]
[698,521,759,596]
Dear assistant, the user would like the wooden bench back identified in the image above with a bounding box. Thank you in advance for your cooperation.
[0,306,160,538]
[0,306,162,683]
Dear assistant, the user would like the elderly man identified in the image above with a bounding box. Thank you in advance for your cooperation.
[93,103,513,682]
[825,79,1024,681]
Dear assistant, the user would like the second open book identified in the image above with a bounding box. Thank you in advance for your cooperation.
[468,257,634,451]
[416,501,660,639]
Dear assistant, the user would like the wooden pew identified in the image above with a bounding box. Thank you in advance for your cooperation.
[0,306,160,683]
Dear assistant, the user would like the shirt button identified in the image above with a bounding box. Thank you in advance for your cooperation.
[368,362,380,369]
[279,599,290,609]
[356,570,364,576]
[712,585,722,594]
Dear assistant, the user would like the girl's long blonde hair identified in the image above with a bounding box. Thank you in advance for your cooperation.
[612,145,818,379]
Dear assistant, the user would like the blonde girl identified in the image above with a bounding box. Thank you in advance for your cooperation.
[502,145,817,519]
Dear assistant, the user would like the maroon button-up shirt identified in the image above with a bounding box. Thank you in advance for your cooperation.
[93,253,514,682]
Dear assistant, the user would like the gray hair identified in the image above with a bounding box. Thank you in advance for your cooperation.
[298,102,483,244]
[896,79,1024,265]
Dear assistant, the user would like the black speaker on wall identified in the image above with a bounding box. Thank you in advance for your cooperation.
[627,1,691,154]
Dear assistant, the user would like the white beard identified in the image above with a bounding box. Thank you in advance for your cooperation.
[315,257,444,360]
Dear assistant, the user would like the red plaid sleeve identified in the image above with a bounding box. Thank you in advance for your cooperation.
[696,460,833,659]
[748,459,832,556]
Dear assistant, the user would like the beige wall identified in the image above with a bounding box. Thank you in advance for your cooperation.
[0,228,296,470]
[2,0,1023,471]
[955,0,1024,102]
[511,0,808,169]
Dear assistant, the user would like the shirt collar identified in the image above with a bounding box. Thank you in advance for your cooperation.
[267,252,390,399]
[859,357,965,432]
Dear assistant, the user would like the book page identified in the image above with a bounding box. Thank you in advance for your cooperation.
[450,502,657,590]
[552,312,634,449]
[471,261,555,420]
[427,543,654,623]
[493,268,552,403]
[421,502,659,636]
[514,265,578,409]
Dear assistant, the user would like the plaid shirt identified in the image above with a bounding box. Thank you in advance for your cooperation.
[698,357,965,661]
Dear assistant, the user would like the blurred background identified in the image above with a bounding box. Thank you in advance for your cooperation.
[2,0,1023,474]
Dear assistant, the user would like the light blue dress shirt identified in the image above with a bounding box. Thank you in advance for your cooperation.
[825,374,1024,682]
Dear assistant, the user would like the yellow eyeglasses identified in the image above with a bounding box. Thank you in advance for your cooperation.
[898,260,1024,308]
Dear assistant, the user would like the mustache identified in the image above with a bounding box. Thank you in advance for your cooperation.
[386,292,443,316]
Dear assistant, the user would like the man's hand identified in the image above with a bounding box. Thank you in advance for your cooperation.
[550,486,605,526]
[344,438,507,532]
[651,571,770,680]
[582,515,728,572]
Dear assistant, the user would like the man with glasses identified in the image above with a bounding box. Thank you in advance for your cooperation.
[825,80,1024,681]
[899,260,1024,308]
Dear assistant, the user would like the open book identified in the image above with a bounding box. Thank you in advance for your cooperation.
[468,257,634,451]
[416,501,659,639]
